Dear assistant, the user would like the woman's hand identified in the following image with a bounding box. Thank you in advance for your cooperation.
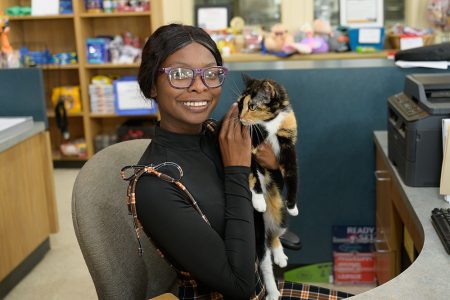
[255,143,279,170]
[219,103,251,167]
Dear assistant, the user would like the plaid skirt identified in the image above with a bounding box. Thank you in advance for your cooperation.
[177,272,354,300]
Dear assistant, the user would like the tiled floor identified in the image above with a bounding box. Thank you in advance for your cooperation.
[4,168,374,299]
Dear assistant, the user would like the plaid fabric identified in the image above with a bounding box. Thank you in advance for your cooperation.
[177,273,353,299]
[177,265,265,300]
[277,280,354,299]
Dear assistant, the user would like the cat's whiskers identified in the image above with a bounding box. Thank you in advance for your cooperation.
[229,78,242,100]
[254,124,264,146]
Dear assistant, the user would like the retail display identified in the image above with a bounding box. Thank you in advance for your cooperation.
[0,0,158,161]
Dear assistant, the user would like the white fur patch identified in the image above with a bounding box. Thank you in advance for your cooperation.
[272,245,288,268]
[287,204,299,216]
[252,191,266,212]
[261,111,289,157]
[260,249,280,300]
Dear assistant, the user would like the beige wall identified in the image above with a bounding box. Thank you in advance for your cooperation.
[153,0,429,32]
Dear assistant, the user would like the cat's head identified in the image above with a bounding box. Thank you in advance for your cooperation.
[237,74,290,125]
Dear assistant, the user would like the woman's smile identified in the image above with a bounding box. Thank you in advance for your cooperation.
[181,100,211,111]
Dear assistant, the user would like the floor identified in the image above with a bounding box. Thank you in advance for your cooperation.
[4,168,374,299]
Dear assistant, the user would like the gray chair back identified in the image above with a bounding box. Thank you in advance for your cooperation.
[72,139,177,300]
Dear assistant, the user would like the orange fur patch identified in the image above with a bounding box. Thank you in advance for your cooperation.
[265,181,283,224]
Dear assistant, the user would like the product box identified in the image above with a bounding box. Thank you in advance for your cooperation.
[333,252,376,284]
[332,225,376,284]
[51,86,82,113]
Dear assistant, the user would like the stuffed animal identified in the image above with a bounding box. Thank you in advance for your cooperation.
[264,23,311,55]
[0,10,13,54]
[298,22,329,53]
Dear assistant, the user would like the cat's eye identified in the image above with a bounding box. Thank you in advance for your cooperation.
[249,104,257,111]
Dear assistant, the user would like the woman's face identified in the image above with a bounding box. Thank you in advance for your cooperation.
[153,42,222,134]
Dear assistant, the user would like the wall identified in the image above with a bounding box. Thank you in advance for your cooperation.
[212,60,449,264]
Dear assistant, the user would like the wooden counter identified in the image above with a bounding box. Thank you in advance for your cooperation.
[352,132,450,299]
[0,123,58,298]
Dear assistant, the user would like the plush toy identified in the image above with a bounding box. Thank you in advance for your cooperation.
[0,10,13,54]
[298,22,329,53]
[264,23,311,55]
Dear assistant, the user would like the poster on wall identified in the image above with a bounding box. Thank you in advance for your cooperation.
[195,5,231,31]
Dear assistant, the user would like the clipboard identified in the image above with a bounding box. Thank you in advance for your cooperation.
[440,119,450,196]
[113,77,157,115]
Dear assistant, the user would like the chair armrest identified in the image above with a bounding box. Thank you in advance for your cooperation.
[151,293,179,300]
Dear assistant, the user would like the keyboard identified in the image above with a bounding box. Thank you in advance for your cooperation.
[431,208,450,255]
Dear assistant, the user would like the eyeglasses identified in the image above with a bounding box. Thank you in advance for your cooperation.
[159,66,228,89]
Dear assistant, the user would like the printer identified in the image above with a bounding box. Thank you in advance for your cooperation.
[388,73,450,187]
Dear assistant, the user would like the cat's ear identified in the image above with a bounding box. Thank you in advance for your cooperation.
[241,73,253,86]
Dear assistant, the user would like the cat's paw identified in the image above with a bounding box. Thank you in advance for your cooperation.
[266,289,281,300]
[252,193,266,212]
[287,205,298,216]
[273,249,288,268]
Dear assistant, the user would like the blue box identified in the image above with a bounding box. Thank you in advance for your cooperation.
[348,28,385,51]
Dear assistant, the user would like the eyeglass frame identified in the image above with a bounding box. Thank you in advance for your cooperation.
[158,66,228,89]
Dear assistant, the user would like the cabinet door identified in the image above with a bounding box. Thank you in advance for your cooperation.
[374,227,398,285]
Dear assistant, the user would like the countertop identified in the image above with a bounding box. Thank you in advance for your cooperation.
[353,131,450,299]
[0,122,45,153]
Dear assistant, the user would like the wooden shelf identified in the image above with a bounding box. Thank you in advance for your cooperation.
[9,14,74,21]
[223,51,390,63]
[41,64,80,70]
[47,110,84,118]
[79,11,151,18]
[90,113,156,118]
[85,63,140,69]
[52,153,87,161]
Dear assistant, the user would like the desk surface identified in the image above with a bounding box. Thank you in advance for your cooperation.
[0,122,45,153]
[355,131,450,299]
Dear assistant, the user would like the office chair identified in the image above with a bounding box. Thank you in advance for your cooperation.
[72,139,177,299]
[72,139,302,299]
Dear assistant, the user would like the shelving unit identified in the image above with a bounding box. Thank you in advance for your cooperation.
[0,0,161,162]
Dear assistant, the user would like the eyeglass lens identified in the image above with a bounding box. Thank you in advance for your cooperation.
[168,67,225,88]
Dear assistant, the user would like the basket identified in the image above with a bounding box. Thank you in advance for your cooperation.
[387,33,435,49]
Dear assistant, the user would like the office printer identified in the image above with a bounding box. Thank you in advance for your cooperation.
[388,73,450,187]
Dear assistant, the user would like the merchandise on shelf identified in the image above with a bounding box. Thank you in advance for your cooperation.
[86,33,141,64]
[108,32,142,64]
[5,6,31,16]
[94,133,117,152]
[53,51,78,65]
[51,86,82,114]
[113,76,157,115]
[19,47,53,66]
[85,0,103,13]
[60,138,87,158]
[116,118,156,142]
[59,0,73,14]
[116,0,150,12]
[85,0,150,13]
[86,38,110,64]
[89,75,115,114]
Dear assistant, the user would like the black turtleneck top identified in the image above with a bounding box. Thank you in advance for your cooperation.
[135,126,256,298]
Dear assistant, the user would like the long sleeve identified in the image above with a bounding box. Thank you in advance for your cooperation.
[135,166,256,299]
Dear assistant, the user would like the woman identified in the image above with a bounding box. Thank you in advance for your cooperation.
[135,24,352,300]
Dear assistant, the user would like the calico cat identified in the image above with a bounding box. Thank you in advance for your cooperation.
[236,75,299,300]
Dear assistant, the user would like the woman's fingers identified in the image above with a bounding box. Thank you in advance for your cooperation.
[220,102,237,140]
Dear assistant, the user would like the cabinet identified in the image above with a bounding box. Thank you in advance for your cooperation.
[0,0,163,161]
[374,146,402,284]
